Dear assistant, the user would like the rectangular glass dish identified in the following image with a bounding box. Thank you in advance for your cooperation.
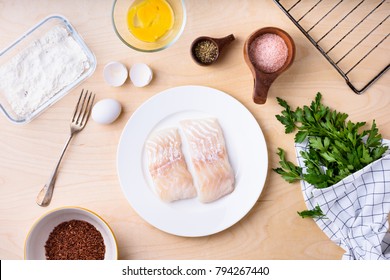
[0,15,96,124]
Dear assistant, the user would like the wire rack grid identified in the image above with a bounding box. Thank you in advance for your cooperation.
[274,0,389,94]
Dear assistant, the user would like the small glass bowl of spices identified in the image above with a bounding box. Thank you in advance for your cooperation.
[25,207,118,260]
[191,34,235,66]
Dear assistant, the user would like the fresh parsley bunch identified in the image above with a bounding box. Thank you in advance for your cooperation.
[273,93,388,218]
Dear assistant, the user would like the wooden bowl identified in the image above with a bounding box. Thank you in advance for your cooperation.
[244,27,295,104]
[191,34,235,66]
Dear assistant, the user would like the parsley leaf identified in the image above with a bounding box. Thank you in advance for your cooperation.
[273,148,302,183]
[274,93,388,218]
[276,97,297,133]
[298,206,325,219]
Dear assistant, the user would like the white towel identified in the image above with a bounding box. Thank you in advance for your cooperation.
[295,139,390,260]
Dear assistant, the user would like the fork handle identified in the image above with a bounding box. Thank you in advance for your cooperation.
[36,134,74,207]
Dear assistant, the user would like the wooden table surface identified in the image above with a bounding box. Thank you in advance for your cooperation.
[0,0,389,260]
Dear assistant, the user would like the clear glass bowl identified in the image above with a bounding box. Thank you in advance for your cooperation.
[112,0,186,52]
[0,15,96,124]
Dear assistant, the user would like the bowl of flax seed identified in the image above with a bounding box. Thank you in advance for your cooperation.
[25,207,118,260]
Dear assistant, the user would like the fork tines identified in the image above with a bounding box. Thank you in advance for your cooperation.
[72,89,95,126]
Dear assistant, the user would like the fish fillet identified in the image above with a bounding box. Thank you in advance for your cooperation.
[180,118,235,203]
[146,127,196,202]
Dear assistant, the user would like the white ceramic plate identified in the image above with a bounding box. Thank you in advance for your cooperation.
[117,85,268,237]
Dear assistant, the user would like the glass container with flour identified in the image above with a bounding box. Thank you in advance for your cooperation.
[0,15,96,124]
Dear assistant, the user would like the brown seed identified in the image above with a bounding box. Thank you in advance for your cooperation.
[45,220,105,260]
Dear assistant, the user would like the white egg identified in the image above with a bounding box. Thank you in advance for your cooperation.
[91,99,122,124]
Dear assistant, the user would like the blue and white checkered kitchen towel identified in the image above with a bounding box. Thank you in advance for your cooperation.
[295,139,390,260]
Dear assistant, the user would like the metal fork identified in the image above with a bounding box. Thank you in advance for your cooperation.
[36,89,95,207]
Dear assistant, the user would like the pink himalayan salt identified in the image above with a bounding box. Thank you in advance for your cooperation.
[249,33,288,73]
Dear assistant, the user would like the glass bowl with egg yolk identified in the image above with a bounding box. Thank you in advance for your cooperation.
[112,0,186,52]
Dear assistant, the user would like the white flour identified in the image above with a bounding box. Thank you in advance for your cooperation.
[0,25,90,119]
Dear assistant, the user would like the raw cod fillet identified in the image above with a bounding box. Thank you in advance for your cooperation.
[180,118,235,203]
[146,128,196,202]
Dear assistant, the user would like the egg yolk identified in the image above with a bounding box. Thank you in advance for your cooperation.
[127,0,174,43]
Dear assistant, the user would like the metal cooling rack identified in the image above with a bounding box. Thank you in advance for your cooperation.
[274,0,389,94]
